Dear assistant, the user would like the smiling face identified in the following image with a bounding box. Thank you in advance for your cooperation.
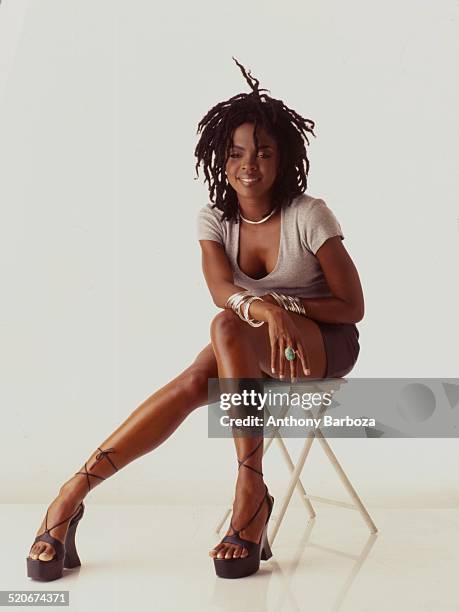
[225,122,281,206]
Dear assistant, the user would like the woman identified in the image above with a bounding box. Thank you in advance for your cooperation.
[26,58,364,581]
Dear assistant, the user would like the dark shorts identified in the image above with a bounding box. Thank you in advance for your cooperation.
[315,322,360,378]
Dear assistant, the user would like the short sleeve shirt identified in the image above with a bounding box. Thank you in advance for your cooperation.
[196,193,344,299]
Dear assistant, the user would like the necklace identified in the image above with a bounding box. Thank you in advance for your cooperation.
[239,205,278,225]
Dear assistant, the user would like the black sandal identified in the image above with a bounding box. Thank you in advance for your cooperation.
[26,447,118,581]
[213,439,274,579]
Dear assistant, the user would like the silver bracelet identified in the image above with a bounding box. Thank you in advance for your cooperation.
[269,291,307,317]
[242,295,264,327]
[238,294,265,327]
[225,291,248,315]
[225,291,265,327]
[225,291,251,321]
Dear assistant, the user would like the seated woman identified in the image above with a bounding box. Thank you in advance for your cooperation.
[26,58,364,582]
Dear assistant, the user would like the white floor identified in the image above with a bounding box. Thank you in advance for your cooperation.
[3,503,459,612]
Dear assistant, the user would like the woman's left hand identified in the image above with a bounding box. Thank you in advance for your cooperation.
[265,307,311,382]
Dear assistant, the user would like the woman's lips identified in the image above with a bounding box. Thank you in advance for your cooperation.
[238,177,261,186]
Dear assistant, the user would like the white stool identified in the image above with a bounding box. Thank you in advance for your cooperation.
[215,378,378,546]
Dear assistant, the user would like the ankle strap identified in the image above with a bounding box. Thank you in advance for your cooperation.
[93,447,118,472]
[75,447,118,493]
[44,502,83,535]
[237,438,264,477]
[230,484,269,536]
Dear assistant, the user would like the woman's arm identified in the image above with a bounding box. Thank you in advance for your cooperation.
[200,236,364,325]
[199,240,279,321]
[297,236,365,324]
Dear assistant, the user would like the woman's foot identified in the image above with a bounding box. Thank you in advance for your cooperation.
[209,470,270,560]
[27,480,86,562]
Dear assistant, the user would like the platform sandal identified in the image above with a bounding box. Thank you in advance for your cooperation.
[213,439,274,579]
[26,447,118,581]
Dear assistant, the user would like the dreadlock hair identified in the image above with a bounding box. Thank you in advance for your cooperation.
[194,57,316,223]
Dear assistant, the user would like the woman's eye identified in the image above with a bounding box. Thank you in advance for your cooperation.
[229,153,270,159]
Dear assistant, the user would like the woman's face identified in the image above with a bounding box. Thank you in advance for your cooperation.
[225,122,280,202]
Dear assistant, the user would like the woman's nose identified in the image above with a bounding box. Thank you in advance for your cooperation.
[241,156,258,169]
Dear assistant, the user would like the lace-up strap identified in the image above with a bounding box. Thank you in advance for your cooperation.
[44,503,83,535]
[237,438,264,477]
[75,447,118,493]
[230,484,269,537]
[75,463,105,492]
[31,502,84,556]
[93,447,118,472]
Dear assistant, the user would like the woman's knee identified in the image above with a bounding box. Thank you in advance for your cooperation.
[180,365,212,406]
[210,310,244,346]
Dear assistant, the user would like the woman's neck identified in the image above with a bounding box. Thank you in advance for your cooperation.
[238,196,276,222]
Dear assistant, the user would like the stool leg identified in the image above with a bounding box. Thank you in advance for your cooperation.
[214,506,232,534]
[269,432,316,546]
[315,429,378,534]
[275,436,316,519]
[263,402,315,517]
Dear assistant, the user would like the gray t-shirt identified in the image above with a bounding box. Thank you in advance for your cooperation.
[196,193,344,299]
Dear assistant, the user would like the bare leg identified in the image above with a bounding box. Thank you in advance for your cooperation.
[208,313,271,562]
[208,309,327,561]
[28,343,218,562]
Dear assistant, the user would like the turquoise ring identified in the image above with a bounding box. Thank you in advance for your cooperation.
[284,346,296,361]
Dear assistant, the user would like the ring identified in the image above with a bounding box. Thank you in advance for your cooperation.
[284,346,296,361]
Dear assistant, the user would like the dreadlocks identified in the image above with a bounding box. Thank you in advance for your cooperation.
[194,57,316,223]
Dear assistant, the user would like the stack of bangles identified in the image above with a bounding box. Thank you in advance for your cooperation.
[224,291,308,362]
[268,291,307,317]
[224,290,307,327]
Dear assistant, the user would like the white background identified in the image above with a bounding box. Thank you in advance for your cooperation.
[0,0,458,508]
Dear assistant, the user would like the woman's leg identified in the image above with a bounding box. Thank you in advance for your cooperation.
[208,310,327,561]
[28,343,218,562]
